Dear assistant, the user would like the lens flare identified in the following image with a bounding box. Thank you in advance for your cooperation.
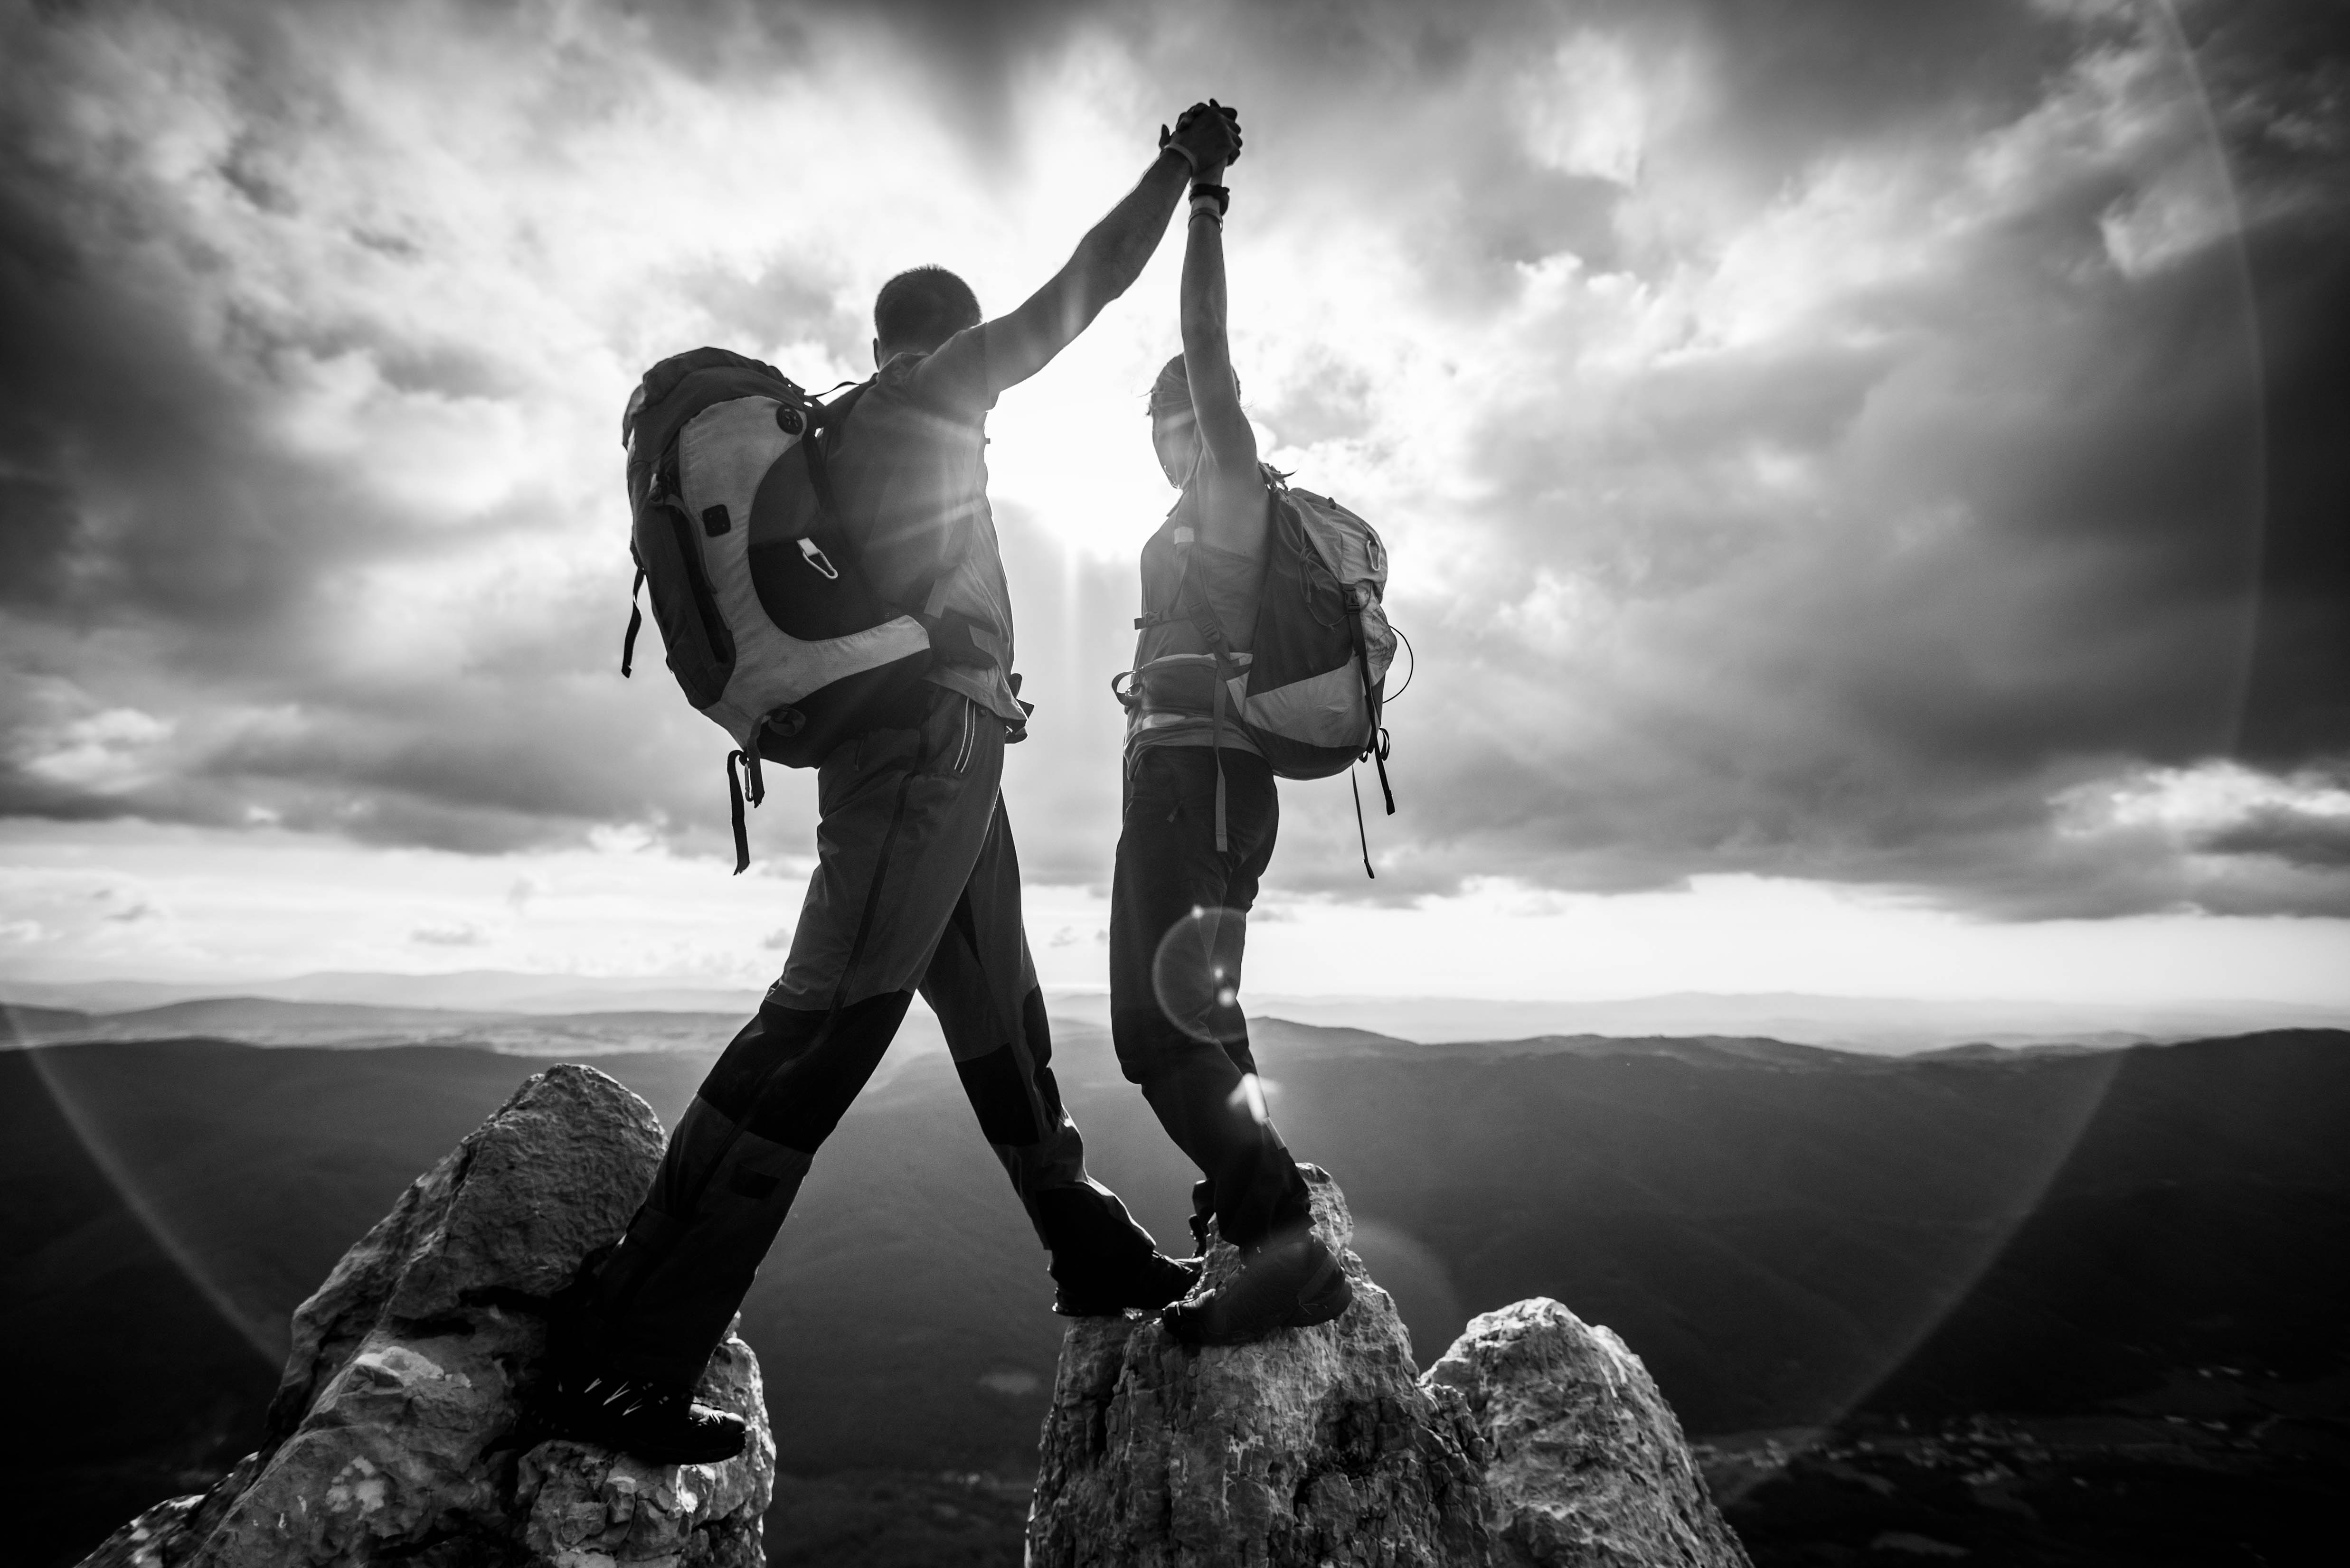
[1226,1071,1270,1125]
[1151,904,1250,1044]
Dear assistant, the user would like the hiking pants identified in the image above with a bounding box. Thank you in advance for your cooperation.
[1109,746,1312,1253]
[582,688,1160,1389]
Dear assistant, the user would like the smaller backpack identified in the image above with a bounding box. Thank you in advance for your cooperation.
[620,347,969,872]
[1126,467,1399,875]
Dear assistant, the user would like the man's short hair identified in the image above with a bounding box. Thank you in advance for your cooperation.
[874,267,982,356]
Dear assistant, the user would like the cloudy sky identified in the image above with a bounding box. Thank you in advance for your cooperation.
[3,0,2346,1006]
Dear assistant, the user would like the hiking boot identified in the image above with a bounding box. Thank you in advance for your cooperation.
[1161,1235,1353,1346]
[1052,1251,1204,1317]
[531,1365,746,1465]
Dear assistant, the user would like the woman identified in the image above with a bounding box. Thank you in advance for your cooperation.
[1110,127,1353,1345]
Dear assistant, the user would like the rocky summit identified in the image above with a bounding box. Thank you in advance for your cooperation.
[75,1065,1741,1568]
[1031,1164,1749,1568]
[75,1064,775,1568]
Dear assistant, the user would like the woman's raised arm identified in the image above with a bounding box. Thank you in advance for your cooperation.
[1180,149,1268,560]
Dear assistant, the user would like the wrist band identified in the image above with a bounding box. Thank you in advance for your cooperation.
[1189,182,1231,216]
[1161,140,1200,176]
[1189,196,1224,223]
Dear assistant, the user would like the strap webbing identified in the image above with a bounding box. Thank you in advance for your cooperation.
[798,402,848,520]
[727,752,750,874]
[726,730,770,875]
[1210,663,1229,854]
[1351,770,1374,879]
[1347,603,1396,816]
[1164,517,1237,855]
[621,566,644,677]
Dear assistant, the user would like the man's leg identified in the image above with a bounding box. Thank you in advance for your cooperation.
[917,798,1183,1308]
[1108,748,1311,1252]
[574,691,1009,1403]
[575,993,906,1387]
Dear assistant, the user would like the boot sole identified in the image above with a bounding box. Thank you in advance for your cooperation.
[538,1422,746,1465]
[1053,1258,1204,1317]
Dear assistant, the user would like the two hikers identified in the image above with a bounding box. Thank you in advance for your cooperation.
[547,98,1344,1464]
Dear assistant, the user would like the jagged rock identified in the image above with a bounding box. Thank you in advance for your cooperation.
[1029,1165,1748,1568]
[1428,1300,1751,1567]
[1031,1165,1485,1567]
[76,1064,775,1568]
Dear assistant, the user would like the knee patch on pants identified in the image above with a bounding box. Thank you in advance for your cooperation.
[955,1044,1043,1145]
[697,992,913,1155]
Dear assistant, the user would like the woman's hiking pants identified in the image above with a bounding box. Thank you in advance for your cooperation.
[1110,746,1313,1255]
[580,688,1161,1390]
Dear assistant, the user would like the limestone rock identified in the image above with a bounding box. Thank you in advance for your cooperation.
[76,1063,776,1568]
[1029,1166,1747,1568]
[1030,1165,1488,1568]
[1427,1300,1751,1568]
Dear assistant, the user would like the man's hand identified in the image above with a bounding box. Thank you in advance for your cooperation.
[1161,99,1242,171]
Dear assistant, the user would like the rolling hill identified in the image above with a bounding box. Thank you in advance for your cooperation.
[4,1018,2342,1566]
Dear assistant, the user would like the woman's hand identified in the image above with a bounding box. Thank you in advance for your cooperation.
[1162,99,1242,172]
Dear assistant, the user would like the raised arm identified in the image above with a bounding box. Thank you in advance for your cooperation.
[982,106,1243,394]
[1179,156,1257,477]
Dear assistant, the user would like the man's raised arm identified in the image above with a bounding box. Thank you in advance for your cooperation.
[980,104,1243,395]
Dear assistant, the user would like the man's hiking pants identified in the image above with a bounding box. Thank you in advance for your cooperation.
[581,688,1161,1390]
[1109,746,1313,1254]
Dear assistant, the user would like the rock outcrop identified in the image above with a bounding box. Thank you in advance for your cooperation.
[77,1064,775,1568]
[1031,1165,1748,1568]
[1426,1300,1751,1567]
[80,1073,1739,1567]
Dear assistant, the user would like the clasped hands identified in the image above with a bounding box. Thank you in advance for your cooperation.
[1160,99,1242,174]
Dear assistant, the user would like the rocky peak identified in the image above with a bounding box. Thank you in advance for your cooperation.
[76,1064,774,1568]
[1031,1164,1749,1568]
[78,1069,1743,1568]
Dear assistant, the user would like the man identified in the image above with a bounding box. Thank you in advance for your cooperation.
[537,102,1246,1465]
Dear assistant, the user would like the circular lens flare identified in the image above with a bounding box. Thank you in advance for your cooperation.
[1151,904,1250,1043]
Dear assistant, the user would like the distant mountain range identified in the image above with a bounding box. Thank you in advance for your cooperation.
[0,970,773,1019]
[2,996,745,1054]
[4,1016,2342,1566]
[9,971,2345,1052]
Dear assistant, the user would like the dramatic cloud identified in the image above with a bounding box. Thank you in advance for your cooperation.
[2,0,2345,923]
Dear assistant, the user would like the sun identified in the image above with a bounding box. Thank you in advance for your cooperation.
[983,309,1182,560]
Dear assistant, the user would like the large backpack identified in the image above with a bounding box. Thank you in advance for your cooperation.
[619,346,951,872]
[1125,467,1399,874]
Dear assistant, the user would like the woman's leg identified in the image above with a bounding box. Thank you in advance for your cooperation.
[1109,747,1311,1250]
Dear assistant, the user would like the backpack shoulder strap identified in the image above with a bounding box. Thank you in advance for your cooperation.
[1132,489,1207,632]
[794,377,872,525]
[795,377,995,666]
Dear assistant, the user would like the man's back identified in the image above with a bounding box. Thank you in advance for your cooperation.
[828,327,1022,725]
